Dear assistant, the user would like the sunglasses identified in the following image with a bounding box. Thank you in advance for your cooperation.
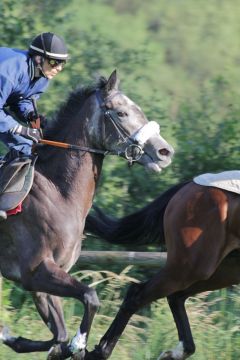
[47,58,67,68]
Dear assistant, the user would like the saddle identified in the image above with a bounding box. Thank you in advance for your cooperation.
[0,155,35,211]
[194,170,240,194]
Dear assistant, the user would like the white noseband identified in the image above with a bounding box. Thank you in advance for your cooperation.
[133,121,160,145]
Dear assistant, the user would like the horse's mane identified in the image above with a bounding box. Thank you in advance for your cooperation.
[36,76,108,190]
[44,76,107,138]
[85,181,189,248]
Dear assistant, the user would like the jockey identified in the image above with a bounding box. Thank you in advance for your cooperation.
[0,32,68,220]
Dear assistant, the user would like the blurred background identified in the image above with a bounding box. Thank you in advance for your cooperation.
[1,0,240,359]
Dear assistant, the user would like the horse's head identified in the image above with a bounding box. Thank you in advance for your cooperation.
[92,70,174,172]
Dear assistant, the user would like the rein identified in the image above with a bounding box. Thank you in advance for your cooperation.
[39,139,112,156]
[39,138,143,164]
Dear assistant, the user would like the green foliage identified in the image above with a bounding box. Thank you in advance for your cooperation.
[0,0,35,46]
[173,78,240,181]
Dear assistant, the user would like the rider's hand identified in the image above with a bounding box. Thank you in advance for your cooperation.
[28,111,48,129]
[10,125,42,143]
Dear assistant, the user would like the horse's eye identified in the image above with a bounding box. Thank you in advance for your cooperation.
[117,111,126,117]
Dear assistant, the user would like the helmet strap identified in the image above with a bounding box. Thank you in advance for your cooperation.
[33,55,46,78]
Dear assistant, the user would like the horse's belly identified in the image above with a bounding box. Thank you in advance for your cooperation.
[0,233,21,281]
[0,252,21,282]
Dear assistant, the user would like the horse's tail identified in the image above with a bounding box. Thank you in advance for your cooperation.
[85,181,189,246]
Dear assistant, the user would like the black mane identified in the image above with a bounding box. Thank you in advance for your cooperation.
[44,76,107,138]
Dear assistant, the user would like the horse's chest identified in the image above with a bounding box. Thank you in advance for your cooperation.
[58,249,82,272]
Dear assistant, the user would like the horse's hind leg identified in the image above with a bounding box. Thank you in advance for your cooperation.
[160,254,240,360]
[177,252,240,295]
[2,292,69,356]
[20,258,100,359]
[33,292,68,344]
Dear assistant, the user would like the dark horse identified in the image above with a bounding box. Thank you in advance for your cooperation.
[85,178,240,359]
[0,70,174,359]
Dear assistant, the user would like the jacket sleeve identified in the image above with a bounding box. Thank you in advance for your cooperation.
[9,95,38,123]
[0,75,21,133]
[9,78,49,122]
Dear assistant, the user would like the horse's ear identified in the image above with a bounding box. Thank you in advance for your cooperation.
[105,70,120,94]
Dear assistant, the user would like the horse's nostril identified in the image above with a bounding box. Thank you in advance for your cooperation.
[159,148,169,156]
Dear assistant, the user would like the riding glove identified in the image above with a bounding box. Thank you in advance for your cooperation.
[10,125,42,143]
[28,111,48,129]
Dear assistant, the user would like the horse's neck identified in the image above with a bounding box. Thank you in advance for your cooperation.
[36,104,103,203]
[34,151,103,219]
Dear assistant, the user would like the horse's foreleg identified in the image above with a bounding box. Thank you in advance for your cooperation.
[85,282,145,360]
[2,292,68,355]
[20,258,100,359]
[33,292,68,344]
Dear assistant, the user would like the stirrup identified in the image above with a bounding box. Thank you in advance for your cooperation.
[0,210,7,221]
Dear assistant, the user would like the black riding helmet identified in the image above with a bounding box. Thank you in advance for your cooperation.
[29,32,68,60]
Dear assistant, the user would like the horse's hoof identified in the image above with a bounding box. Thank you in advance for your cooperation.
[84,349,104,360]
[158,351,174,360]
[158,342,188,360]
[47,344,64,360]
[71,349,86,360]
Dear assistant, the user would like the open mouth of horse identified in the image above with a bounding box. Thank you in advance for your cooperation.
[123,143,173,172]
[144,156,172,173]
[146,161,163,172]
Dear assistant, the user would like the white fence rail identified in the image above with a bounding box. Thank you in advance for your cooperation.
[78,251,167,268]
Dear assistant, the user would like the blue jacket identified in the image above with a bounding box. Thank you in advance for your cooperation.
[0,47,49,133]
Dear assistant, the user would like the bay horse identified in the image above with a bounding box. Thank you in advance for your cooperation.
[0,70,174,359]
[85,179,240,359]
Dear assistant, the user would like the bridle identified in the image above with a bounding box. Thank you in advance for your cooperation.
[39,89,160,166]
[95,89,145,165]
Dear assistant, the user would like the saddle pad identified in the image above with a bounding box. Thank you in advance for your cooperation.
[193,170,240,194]
[0,164,34,211]
[7,202,22,216]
